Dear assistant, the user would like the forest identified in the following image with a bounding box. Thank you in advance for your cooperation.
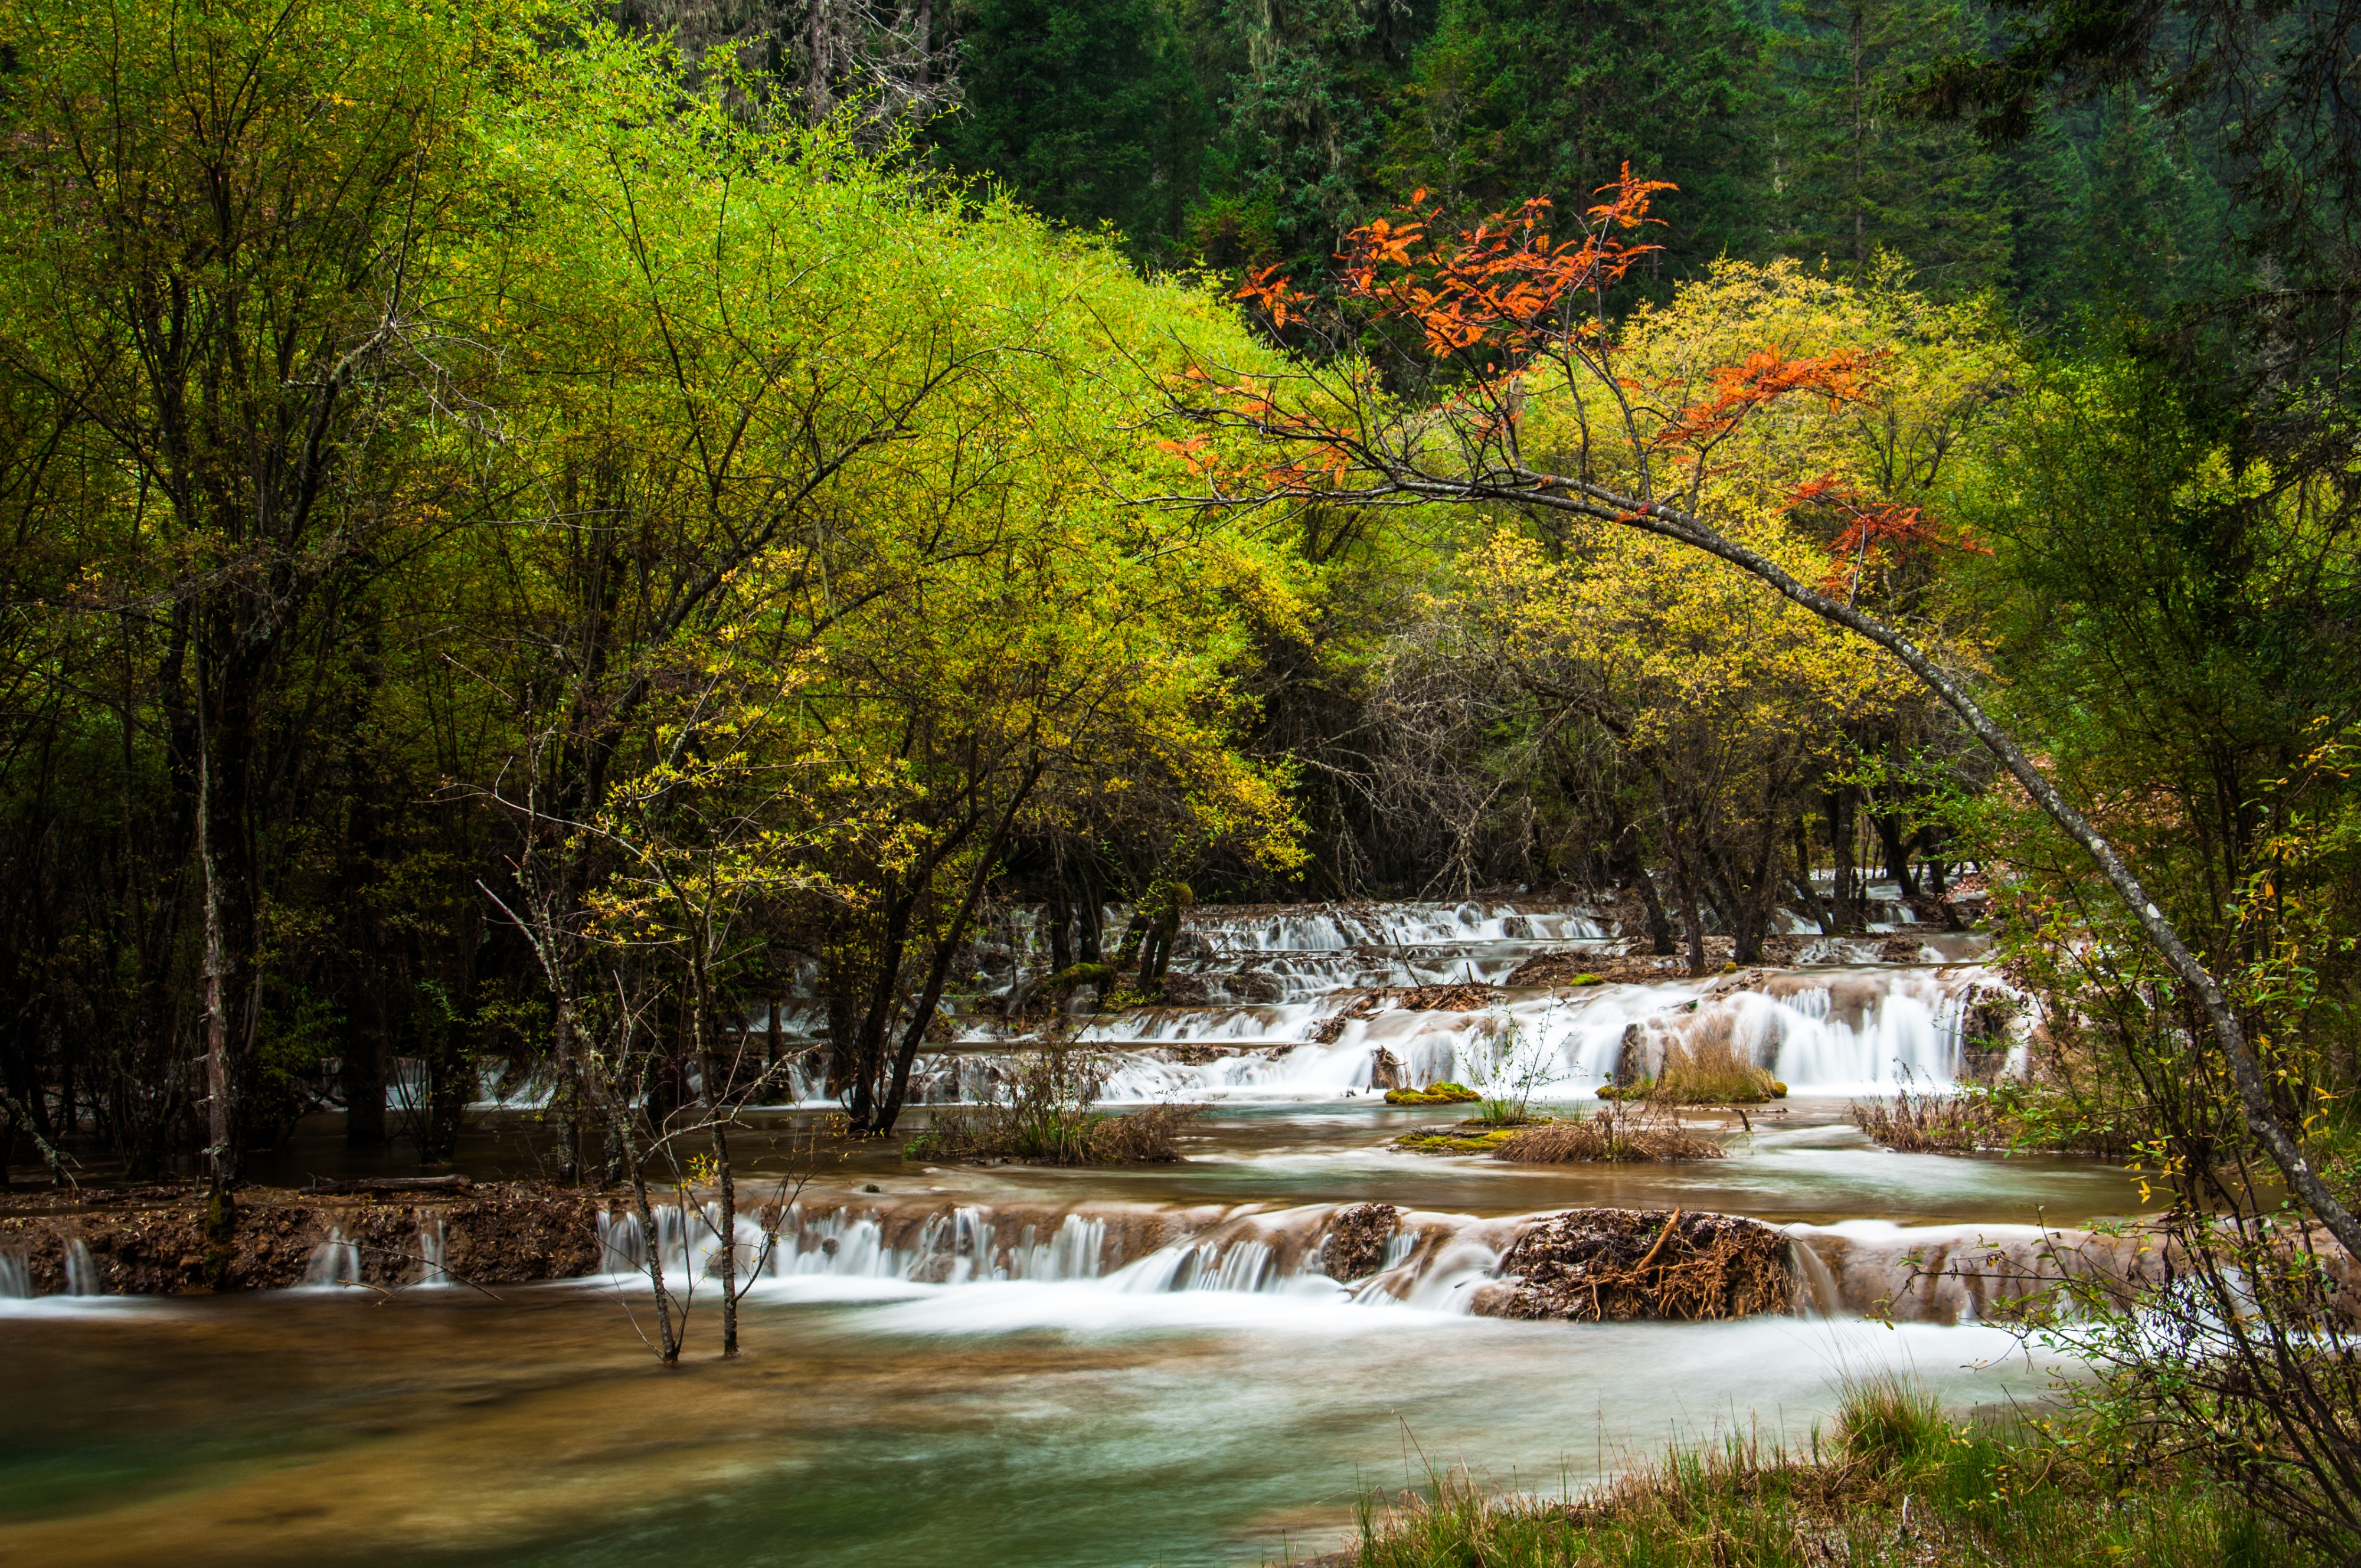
[1,0,2360,1556]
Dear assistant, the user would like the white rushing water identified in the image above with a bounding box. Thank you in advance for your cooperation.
[302,1227,361,1289]
[728,889,2016,1110]
[581,1194,2104,1328]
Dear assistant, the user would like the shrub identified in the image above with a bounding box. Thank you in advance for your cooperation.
[1618,1034,1781,1104]
[1491,1108,1725,1163]
[900,1045,1204,1165]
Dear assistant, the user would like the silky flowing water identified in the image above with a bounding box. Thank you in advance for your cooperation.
[0,891,2143,1565]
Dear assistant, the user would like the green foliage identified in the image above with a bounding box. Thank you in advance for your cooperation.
[1382,0,1765,281]
[933,0,1208,258]
[1382,1081,1480,1105]
[1770,0,2011,293]
[1345,1403,2304,1566]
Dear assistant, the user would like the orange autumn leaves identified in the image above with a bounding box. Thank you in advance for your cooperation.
[1216,168,1986,582]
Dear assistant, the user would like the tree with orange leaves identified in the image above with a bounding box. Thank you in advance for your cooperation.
[1161,170,2361,1264]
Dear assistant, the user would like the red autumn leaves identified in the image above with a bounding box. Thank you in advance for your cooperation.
[1215,166,1981,584]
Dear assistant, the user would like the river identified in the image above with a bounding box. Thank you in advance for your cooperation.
[0,889,2138,1566]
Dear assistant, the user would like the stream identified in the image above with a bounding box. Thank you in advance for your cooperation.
[0,889,2141,1567]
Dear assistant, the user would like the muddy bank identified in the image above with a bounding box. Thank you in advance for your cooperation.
[0,1181,603,1294]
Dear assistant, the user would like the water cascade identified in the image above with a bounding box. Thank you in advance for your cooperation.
[302,1227,361,1289]
[743,888,2014,1109]
[416,1215,449,1287]
[63,1238,99,1296]
[597,1194,2123,1327]
[0,1252,27,1299]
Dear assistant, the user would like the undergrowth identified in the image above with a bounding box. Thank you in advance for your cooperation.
[900,1046,1204,1165]
[1324,1374,2300,1567]
[1850,1078,2136,1157]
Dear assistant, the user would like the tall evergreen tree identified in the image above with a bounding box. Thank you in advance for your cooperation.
[934,0,1208,256]
[1771,0,2010,293]
[1180,0,1437,267]
[1379,0,1767,280]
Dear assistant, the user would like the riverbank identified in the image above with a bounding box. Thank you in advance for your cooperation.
[1313,1379,2297,1567]
[0,1181,602,1293]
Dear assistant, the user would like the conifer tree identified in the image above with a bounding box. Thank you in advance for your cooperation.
[1382,0,1767,280]
[936,0,1208,257]
[1770,0,2009,293]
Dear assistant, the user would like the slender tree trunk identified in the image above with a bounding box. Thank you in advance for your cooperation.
[1047,894,1073,976]
[1790,817,1835,936]
[1613,827,1675,955]
[1826,790,1862,932]
[876,764,1041,1134]
[715,1114,738,1357]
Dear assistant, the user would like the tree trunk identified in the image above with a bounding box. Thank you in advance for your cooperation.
[1048,894,1073,975]
[1076,878,1103,964]
[1871,809,1918,898]
[345,1005,387,1147]
[875,763,1041,1134]
[1790,817,1835,936]
[1613,829,1676,955]
[715,1114,739,1357]
[1825,789,1862,932]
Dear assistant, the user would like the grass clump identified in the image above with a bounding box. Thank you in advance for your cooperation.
[1490,1111,1725,1163]
[1602,1035,1784,1105]
[1336,1379,2301,1567]
[1384,1081,1480,1105]
[900,1046,1203,1166]
[1850,1078,2137,1157]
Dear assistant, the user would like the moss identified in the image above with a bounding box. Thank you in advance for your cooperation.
[1394,1128,1520,1155]
[1383,1081,1482,1105]
[1566,973,1604,986]
[1047,961,1114,995]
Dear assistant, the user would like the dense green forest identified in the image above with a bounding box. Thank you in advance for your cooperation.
[0,0,2350,1220]
[3,0,2361,1544]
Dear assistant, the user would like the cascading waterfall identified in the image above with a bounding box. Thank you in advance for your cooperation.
[689,1196,2121,1327]
[872,967,1986,1107]
[0,1252,28,1299]
[416,1215,449,1287]
[723,892,2011,1109]
[63,1238,99,1296]
[302,1228,361,1289]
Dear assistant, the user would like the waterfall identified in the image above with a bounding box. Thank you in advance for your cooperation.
[302,1227,361,1289]
[416,1215,449,1287]
[0,1253,27,1299]
[63,1238,99,1296]
[597,1210,646,1276]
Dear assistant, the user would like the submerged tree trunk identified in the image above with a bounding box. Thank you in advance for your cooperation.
[714,1113,738,1357]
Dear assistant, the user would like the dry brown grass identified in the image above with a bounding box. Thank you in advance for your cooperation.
[1633,1031,1783,1105]
[1490,1109,1725,1163]
[1849,1083,2002,1152]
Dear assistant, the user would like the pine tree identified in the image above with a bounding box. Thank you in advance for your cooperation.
[1771,0,2010,293]
[935,0,1209,258]
[1381,0,1768,280]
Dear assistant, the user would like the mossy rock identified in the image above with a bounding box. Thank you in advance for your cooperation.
[1394,1128,1519,1155]
[1567,973,1604,987]
[1384,1081,1482,1106]
[1771,1082,1788,1099]
[1048,961,1115,995]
